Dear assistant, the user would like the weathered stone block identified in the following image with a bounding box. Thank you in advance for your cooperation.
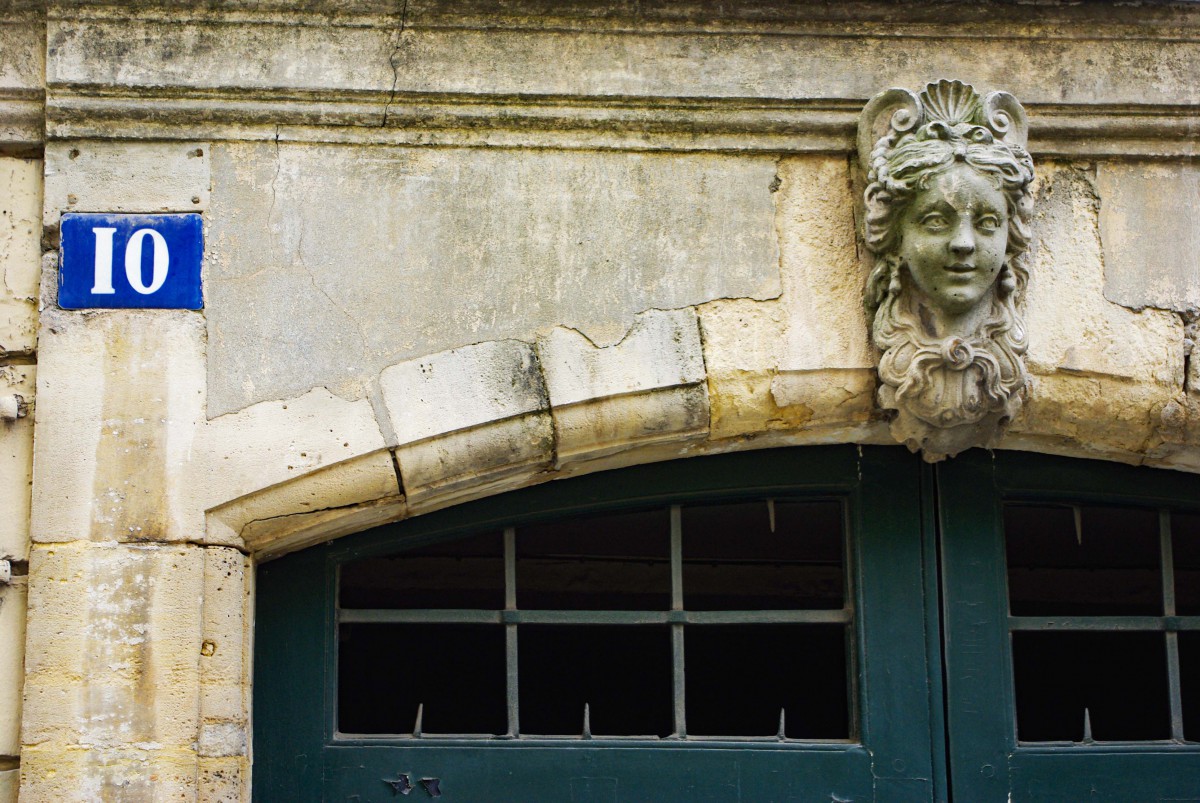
[1006,372,1170,460]
[776,155,874,374]
[196,547,252,775]
[19,747,197,803]
[539,309,709,466]
[0,157,41,357]
[552,385,709,467]
[771,369,877,427]
[1098,160,1200,313]
[46,11,1200,108]
[539,309,706,406]
[206,450,399,547]
[0,768,16,803]
[206,143,779,415]
[381,340,548,445]
[382,339,554,509]
[21,542,203,750]
[0,576,26,757]
[199,547,248,735]
[188,388,390,542]
[397,413,554,513]
[47,16,397,95]
[0,364,33,561]
[242,495,408,561]
[1025,162,1185,389]
[198,722,246,760]
[199,756,248,803]
[701,157,878,443]
[31,309,207,544]
[0,15,43,148]
[43,141,210,226]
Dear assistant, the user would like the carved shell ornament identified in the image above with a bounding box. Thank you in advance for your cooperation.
[857,80,1036,462]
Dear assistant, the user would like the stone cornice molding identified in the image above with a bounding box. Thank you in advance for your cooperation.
[43,0,1200,34]
[41,90,1200,158]
[5,2,1200,154]
[0,9,45,152]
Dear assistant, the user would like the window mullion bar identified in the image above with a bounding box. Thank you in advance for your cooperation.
[505,526,519,738]
[670,505,686,738]
[1161,510,1184,741]
[671,505,683,611]
[672,624,686,739]
[1162,510,1178,617]
[505,526,517,611]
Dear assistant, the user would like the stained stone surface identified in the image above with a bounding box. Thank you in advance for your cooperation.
[205,142,781,416]
[1098,161,1200,313]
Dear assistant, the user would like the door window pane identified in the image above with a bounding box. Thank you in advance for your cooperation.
[1181,632,1200,742]
[518,625,672,737]
[682,501,844,610]
[338,623,506,735]
[1012,631,1171,742]
[1173,512,1200,616]
[517,509,670,610]
[340,530,505,609]
[685,624,849,739]
[1005,505,1161,616]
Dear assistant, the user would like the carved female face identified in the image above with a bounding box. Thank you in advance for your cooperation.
[897,162,1009,316]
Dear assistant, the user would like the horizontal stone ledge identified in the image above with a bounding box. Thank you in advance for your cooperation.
[42,0,1200,29]
[40,92,1200,157]
[0,98,45,152]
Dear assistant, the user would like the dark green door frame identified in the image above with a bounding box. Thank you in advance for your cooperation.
[254,445,1200,801]
[254,446,941,802]
[938,450,1200,802]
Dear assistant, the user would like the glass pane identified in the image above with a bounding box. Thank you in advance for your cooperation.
[339,530,504,609]
[1173,512,1200,616]
[685,625,849,739]
[518,625,672,736]
[1182,632,1200,742]
[682,500,844,610]
[338,623,506,735]
[1005,504,1162,616]
[517,509,670,610]
[1012,631,1170,742]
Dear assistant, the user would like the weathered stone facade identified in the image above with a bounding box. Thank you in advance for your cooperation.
[1,1,1199,799]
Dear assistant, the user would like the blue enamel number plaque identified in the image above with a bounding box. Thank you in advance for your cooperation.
[59,213,203,310]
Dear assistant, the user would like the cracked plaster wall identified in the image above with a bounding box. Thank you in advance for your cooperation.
[205,142,782,417]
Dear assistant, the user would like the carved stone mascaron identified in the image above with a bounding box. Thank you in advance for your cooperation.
[858,80,1037,461]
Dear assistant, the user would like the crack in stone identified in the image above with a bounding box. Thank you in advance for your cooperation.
[266,124,281,267]
[381,0,409,128]
[295,233,370,363]
[1182,304,1198,394]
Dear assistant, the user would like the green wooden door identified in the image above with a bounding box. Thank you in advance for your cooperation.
[938,450,1200,802]
[253,446,1200,801]
[254,446,940,802]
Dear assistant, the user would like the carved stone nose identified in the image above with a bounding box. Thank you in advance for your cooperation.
[949,226,976,255]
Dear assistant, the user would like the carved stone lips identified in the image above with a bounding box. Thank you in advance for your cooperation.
[945,263,976,273]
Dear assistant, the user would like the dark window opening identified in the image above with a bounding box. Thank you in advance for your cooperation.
[1005,504,1161,616]
[1005,502,1199,745]
[685,624,849,739]
[339,530,504,610]
[1012,631,1171,742]
[338,623,506,736]
[519,625,672,737]
[1181,632,1200,742]
[517,509,670,610]
[336,498,851,740]
[682,501,844,610]
[1174,512,1200,616]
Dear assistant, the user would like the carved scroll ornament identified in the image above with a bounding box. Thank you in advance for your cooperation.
[858,80,1036,462]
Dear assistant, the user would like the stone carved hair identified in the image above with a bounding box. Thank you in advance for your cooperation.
[858,80,1035,461]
